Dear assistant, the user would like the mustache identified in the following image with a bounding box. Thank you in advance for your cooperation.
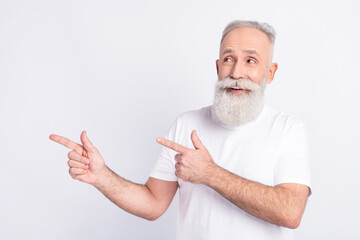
[216,78,262,91]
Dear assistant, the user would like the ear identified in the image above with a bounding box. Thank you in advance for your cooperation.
[216,59,219,76]
[266,63,278,84]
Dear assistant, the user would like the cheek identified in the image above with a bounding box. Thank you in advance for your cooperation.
[218,65,232,79]
[248,69,268,84]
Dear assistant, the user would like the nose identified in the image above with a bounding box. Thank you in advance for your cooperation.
[231,61,245,80]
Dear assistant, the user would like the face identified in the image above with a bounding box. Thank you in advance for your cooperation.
[212,27,278,126]
[216,27,278,94]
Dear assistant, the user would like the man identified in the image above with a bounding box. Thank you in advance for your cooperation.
[50,20,311,239]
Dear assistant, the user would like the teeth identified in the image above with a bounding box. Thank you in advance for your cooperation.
[231,87,242,90]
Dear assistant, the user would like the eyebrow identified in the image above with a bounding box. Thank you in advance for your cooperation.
[243,49,259,56]
[222,49,234,55]
[221,49,259,56]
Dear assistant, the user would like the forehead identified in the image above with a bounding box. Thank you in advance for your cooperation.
[220,27,272,57]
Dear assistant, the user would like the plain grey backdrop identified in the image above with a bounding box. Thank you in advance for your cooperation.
[1,0,359,239]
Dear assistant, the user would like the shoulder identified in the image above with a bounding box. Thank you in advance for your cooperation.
[175,106,212,124]
[263,107,307,145]
[166,106,212,144]
[264,106,306,131]
[165,106,212,134]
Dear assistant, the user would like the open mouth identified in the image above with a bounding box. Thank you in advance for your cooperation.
[227,87,248,94]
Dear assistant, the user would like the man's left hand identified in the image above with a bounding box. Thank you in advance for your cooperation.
[156,130,215,184]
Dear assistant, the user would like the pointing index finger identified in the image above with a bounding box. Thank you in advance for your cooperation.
[156,137,189,153]
[49,134,84,154]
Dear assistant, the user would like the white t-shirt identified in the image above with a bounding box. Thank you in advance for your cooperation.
[150,106,311,240]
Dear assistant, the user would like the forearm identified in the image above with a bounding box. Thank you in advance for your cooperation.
[50,132,176,220]
[156,131,308,227]
[93,167,160,221]
[205,165,307,229]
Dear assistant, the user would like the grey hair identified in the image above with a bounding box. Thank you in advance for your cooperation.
[221,20,276,45]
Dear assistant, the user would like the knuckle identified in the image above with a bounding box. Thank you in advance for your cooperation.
[175,162,180,170]
[169,142,175,150]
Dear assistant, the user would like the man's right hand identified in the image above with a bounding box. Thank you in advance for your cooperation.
[49,131,107,186]
[50,130,178,220]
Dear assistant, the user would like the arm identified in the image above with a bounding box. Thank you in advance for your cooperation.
[94,169,178,221]
[50,131,178,221]
[157,130,309,228]
[205,166,309,229]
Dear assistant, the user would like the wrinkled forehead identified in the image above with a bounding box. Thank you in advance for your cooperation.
[220,27,273,57]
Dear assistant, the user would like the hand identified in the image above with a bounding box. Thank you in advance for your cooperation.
[156,130,215,184]
[49,131,107,186]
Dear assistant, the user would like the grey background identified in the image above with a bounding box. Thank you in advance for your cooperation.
[0,0,359,239]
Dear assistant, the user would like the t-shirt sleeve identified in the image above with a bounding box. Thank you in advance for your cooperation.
[149,120,178,181]
[273,118,312,193]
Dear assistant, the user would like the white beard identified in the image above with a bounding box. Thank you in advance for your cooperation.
[212,77,267,126]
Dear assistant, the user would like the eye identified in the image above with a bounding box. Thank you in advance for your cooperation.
[224,57,233,63]
[247,58,256,64]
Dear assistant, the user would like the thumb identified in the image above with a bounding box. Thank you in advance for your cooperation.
[191,130,205,150]
[80,130,95,152]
